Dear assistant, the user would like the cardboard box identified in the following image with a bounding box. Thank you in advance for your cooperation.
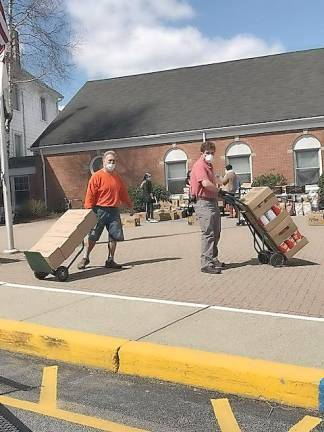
[153,211,172,221]
[49,209,97,237]
[267,216,297,246]
[262,209,290,232]
[252,194,278,219]
[29,243,65,270]
[171,210,182,220]
[241,187,274,212]
[30,231,82,261]
[285,236,309,258]
[308,212,324,226]
[122,216,141,227]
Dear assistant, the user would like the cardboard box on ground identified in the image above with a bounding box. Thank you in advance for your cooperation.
[28,209,97,270]
[241,187,308,258]
[307,212,324,226]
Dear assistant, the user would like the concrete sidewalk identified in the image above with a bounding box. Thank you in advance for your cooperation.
[0,216,324,410]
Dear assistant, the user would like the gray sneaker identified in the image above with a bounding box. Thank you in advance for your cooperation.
[201,265,222,274]
[213,258,226,268]
[77,257,89,270]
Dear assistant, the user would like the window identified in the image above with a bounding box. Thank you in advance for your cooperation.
[12,84,20,111]
[226,142,252,184]
[14,133,23,157]
[294,137,321,186]
[165,148,187,194]
[90,155,103,173]
[40,96,47,121]
[14,176,30,206]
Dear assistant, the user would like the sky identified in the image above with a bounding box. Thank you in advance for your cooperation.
[60,0,324,106]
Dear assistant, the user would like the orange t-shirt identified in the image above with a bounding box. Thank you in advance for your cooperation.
[84,169,132,209]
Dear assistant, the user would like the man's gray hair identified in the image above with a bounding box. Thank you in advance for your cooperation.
[103,150,116,160]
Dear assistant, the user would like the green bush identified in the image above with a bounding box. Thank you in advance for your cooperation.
[128,184,171,211]
[318,173,324,207]
[17,199,48,220]
[252,172,287,189]
[152,184,171,202]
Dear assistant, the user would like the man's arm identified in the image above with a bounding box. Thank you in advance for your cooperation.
[201,179,219,193]
[222,172,229,186]
[84,176,97,209]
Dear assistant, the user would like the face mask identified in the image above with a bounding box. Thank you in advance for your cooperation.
[205,154,214,163]
[106,163,115,172]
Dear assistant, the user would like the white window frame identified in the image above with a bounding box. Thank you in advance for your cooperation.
[293,136,322,187]
[13,132,24,157]
[164,148,188,194]
[226,142,252,184]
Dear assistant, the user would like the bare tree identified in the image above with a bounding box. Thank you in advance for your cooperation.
[4,0,75,82]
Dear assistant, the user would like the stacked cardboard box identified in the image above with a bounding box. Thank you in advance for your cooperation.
[25,209,97,270]
[241,187,308,259]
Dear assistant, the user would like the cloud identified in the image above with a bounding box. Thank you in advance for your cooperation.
[67,0,284,78]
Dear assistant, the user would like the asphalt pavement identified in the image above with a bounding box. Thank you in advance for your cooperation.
[0,350,323,432]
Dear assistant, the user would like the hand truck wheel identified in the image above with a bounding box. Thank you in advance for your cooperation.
[34,272,49,280]
[269,253,286,268]
[258,251,270,264]
[56,266,69,282]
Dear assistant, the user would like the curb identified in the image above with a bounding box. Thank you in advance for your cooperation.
[1,319,323,412]
[0,319,126,372]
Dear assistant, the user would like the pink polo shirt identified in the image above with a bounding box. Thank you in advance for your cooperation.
[190,157,218,199]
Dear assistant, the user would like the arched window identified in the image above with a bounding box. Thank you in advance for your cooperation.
[294,136,322,186]
[226,142,252,184]
[90,155,103,174]
[164,148,187,194]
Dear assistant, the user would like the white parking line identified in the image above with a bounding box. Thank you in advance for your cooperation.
[1,280,324,322]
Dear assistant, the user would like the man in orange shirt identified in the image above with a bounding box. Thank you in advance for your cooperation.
[77,150,133,270]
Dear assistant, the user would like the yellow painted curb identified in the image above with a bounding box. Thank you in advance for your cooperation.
[118,341,324,410]
[0,319,127,372]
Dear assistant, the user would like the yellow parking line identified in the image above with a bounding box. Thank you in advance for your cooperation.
[289,415,322,431]
[0,365,149,432]
[211,398,241,431]
[39,366,57,409]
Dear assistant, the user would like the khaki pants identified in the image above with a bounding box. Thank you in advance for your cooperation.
[194,200,221,269]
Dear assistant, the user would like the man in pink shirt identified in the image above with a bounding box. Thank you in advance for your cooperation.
[190,140,224,274]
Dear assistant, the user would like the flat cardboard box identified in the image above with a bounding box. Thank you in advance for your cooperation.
[263,209,290,232]
[308,212,324,226]
[267,216,297,246]
[285,236,309,258]
[241,187,274,212]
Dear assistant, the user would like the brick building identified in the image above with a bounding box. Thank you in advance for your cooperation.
[31,48,324,211]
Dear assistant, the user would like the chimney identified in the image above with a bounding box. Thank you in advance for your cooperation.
[11,29,21,69]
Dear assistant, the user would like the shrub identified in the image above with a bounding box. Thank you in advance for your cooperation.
[16,199,48,220]
[318,173,324,208]
[128,184,171,211]
[252,172,287,189]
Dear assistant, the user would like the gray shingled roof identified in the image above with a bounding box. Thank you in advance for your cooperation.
[32,48,324,149]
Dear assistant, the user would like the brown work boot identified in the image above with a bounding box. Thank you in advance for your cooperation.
[105,258,122,269]
[77,257,90,270]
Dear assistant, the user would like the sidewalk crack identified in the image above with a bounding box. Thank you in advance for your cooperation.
[19,295,93,322]
[134,305,211,341]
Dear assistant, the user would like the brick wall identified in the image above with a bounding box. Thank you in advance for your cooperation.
[43,128,324,210]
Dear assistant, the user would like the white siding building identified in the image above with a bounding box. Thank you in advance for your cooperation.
[7,69,63,211]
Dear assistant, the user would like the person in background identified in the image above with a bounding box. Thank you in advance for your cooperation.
[185,170,195,224]
[222,164,238,218]
[190,140,224,274]
[140,173,157,223]
[77,150,133,270]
